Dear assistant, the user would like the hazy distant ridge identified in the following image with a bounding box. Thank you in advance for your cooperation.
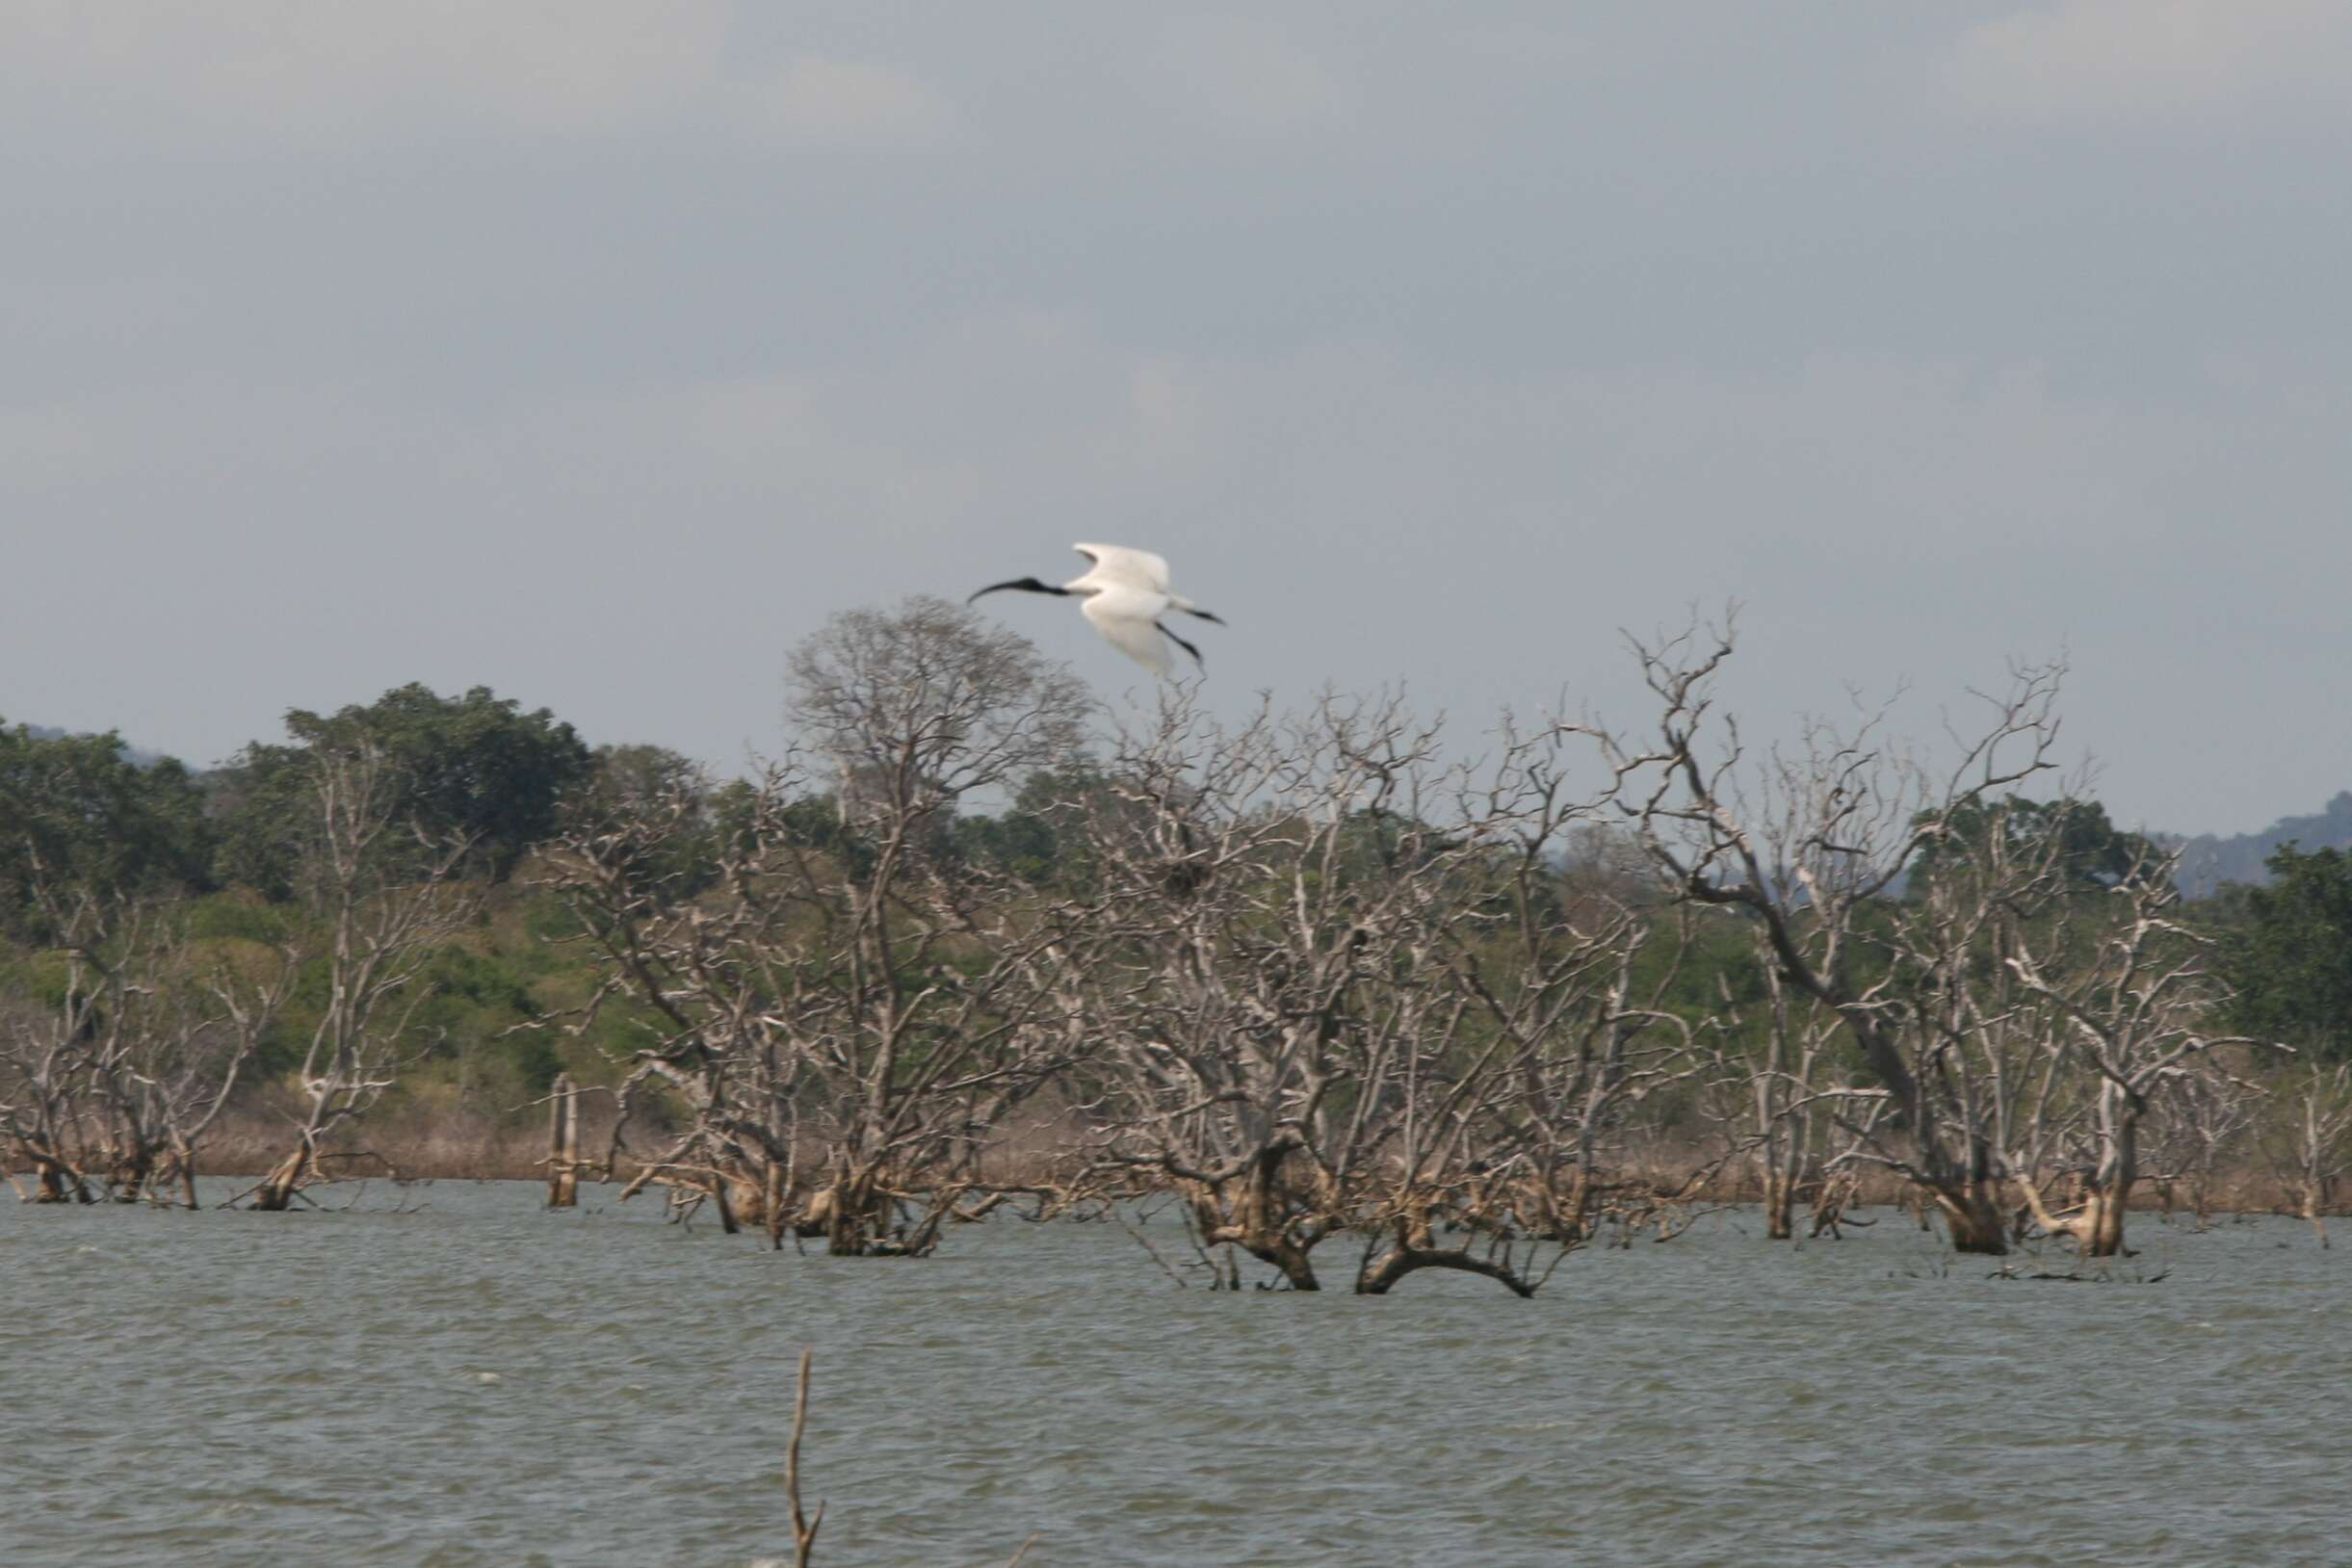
[2171,792,2352,898]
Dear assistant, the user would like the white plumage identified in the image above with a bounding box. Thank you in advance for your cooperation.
[1080,584,1178,676]
[1069,543,1173,595]
[969,543,1224,677]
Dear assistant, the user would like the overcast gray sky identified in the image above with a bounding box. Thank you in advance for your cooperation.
[4,3,2347,835]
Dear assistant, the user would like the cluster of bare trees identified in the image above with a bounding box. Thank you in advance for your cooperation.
[533,601,2340,1280]
[1026,692,1699,1293]
[0,886,285,1205]
[13,598,2350,1273]
[535,604,1714,1291]
[1607,618,2328,1257]
[1,738,473,1210]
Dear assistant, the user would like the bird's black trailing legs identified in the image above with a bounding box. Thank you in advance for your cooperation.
[1158,621,1207,670]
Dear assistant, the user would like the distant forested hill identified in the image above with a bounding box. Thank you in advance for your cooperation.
[2174,792,2352,898]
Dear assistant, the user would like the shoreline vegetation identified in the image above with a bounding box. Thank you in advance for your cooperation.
[14,1117,2326,1234]
[6,600,2350,1277]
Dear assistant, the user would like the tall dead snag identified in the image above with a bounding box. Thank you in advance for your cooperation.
[2262,1062,2352,1247]
[1589,617,2072,1255]
[531,751,739,1221]
[768,1347,1037,1566]
[1701,955,1842,1241]
[545,1071,580,1208]
[1039,690,1646,1294]
[247,741,476,1210]
[1997,848,2243,1257]
[540,599,1091,1254]
[1437,782,1699,1257]
[1047,692,1413,1290]
[786,1346,824,1566]
[780,598,1092,1253]
[2146,1063,2261,1226]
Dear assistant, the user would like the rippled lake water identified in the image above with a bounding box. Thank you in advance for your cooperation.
[5,1182,2347,1567]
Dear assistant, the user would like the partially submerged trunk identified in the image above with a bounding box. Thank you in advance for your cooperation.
[821,1164,898,1256]
[33,1153,91,1204]
[2017,1105,2140,1257]
[103,1143,156,1204]
[2018,1174,2132,1258]
[1354,1214,1538,1297]
[544,1073,579,1210]
[13,1138,94,1203]
[2293,1184,2330,1249]
[1762,1170,1795,1241]
[1808,1170,1862,1240]
[248,1143,312,1212]
[1182,1148,1330,1291]
[2078,1183,2130,1257]
[1933,1181,2010,1256]
[1237,1235,1321,1292]
[617,1148,949,1253]
[1499,1162,1601,1247]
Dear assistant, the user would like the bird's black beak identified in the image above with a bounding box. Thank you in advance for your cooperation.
[968,577,1064,604]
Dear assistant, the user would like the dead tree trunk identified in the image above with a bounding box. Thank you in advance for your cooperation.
[1354,1210,1538,1297]
[1180,1149,1331,1292]
[2267,1064,2352,1249]
[546,1072,579,1209]
[1935,1182,2010,1254]
[249,1143,312,1212]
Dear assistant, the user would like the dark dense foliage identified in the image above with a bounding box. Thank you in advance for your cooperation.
[210,684,591,895]
[0,719,215,939]
[2219,843,2352,1060]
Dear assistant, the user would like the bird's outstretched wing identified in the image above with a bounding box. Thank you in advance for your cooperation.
[1082,586,1175,677]
[1072,543,1172,594]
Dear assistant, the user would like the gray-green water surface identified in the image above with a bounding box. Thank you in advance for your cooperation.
[4,1184,2346,1566]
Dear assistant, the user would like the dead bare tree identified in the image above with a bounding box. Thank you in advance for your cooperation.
[1700,954,1842,1241]
[0,882,291,1207]
[1356,715,1697,1284]
[245,740,477,1210]
[786,1346,825,1566]
[1587,614,2073,1254]
[1036,690,1657,1294]
[1,874,168,1202]
[771,1347,1037,1567]
[2261,1060,2352,1247]
[1999,849,2245,1256]
[539,599,1092,1254]
[0,984,97,1203]
[85,938,292,1209]
[1451,859,1703,1254]
[2146,1059,2262,1225]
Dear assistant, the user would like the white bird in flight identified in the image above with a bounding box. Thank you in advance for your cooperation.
[968,543,1225,678]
